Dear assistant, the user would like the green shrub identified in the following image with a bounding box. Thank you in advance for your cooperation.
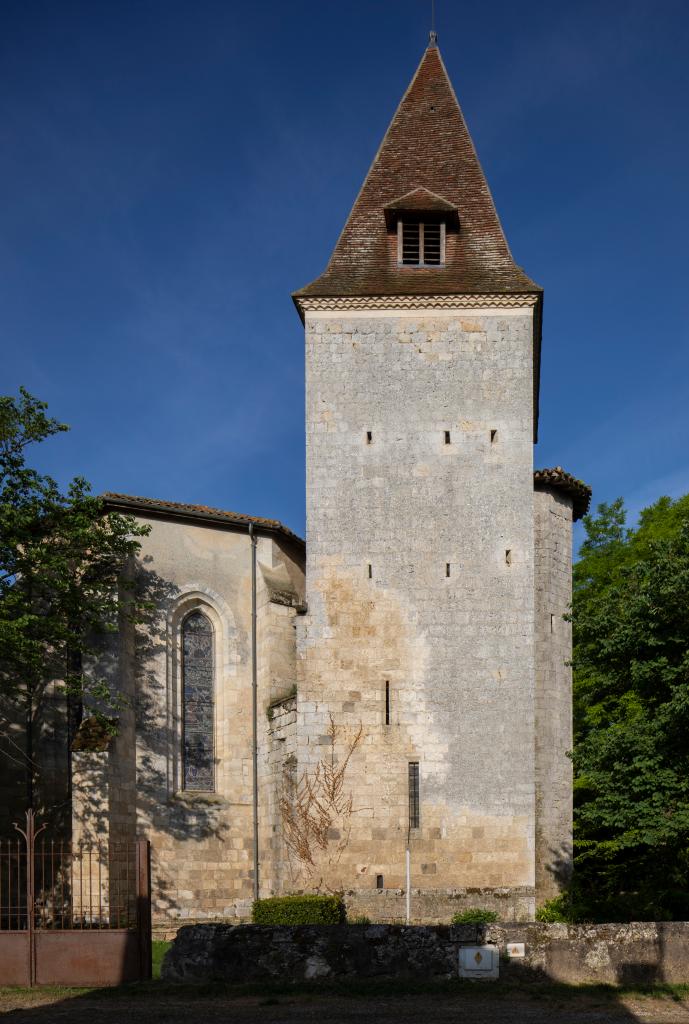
[252,894,346,925]
[348,914,371,925]
[535,895,570,923]
[451,908,499,925]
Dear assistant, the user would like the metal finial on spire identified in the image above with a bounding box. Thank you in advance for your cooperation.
[429,0,438,47]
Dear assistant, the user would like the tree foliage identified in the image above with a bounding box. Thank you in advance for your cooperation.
[0,388,149,798]
[571,494,689,920]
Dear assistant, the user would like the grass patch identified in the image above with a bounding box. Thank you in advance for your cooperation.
[152,940,171,980]
[617,981,689,1002]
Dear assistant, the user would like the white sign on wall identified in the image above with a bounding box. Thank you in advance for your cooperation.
[506,942,526,958]
[458,945,500,980]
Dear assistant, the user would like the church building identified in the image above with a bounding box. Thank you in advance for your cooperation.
[69,38,591,925]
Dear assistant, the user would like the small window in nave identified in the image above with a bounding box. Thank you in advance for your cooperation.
[182,610,215,792]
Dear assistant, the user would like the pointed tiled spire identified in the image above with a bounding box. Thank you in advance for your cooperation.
[294,44,540,300]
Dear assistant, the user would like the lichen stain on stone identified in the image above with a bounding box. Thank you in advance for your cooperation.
[314,566,428,694]
[411,799,535,888]
[298,565,533,891]
[459,319,487,334]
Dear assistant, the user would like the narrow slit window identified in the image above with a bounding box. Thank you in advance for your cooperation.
[182,610,215,792]
[550,613,555,633]
[366,430,373,444]
[444,430,451,444]
[490,429,498,443]
[408,762,420,829]
[376,874,384,890]
[505,549,512,566]
[385,681,390,725]
[446,563,451,577]
[397,220,445,266]
[368,563,373,579]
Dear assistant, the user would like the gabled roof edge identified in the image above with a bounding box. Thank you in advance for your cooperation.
[102,493,305,548]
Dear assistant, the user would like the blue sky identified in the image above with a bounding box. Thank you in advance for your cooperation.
[2,0,688,548]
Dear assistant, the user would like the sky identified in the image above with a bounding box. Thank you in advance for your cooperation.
[2,0,688,549]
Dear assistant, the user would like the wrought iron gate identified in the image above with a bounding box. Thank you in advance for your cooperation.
[0,810,151,986]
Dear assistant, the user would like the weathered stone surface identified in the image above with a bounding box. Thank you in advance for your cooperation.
[162,924,458,982]
[533,487,574,901]
[297,307,538,905]
[488,922,689,986]
[162,922,689,986]
[344,886,534,925]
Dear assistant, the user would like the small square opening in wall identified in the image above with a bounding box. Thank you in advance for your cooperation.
[505,549,512,566]
[366,430,373,444]
[444,430,451,445]
[490,429,498,443]
[376,874,384,890]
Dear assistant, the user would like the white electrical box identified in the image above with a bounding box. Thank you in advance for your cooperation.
[458,944,500,980]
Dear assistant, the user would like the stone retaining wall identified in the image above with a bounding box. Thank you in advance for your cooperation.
[162,922,689,986]
[344,886,534,924]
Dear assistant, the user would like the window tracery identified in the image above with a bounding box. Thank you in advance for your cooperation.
[181,609,215,791]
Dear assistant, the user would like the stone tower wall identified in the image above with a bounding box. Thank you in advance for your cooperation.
[534,486,574,903]
[297,304,537,920]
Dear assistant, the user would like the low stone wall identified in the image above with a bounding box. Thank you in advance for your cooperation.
[161,922,689,986]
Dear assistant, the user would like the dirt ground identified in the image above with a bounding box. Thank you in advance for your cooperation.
[2,986,689,1023]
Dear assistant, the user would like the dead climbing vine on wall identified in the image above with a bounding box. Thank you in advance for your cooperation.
[280,714,363,886]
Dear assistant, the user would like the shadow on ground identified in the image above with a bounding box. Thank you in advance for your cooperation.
[2,978,689,1023]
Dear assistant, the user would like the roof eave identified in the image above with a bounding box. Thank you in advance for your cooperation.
[102,494,305,549]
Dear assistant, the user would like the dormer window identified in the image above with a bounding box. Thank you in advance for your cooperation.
[383,188,459,270]
[398,220,445,266]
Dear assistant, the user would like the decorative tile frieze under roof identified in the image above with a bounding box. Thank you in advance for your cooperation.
[534,468,592,521]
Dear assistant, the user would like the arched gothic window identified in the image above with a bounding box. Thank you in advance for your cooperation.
[181,610,215,791]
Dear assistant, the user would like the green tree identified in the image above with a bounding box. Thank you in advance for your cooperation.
[0,388,149,807]
[571,495,689,920]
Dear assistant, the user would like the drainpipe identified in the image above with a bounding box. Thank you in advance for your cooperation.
[249,523,259,903]
[406,827,411,925]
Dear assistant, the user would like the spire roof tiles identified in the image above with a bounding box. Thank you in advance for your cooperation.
[294,44,540,303]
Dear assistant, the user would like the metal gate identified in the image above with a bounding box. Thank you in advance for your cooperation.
[0,810,151,987]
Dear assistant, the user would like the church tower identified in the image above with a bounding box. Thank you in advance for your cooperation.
[291,39,578,921]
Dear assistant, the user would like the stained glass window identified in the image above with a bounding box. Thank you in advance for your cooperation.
[182,610,215,791]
